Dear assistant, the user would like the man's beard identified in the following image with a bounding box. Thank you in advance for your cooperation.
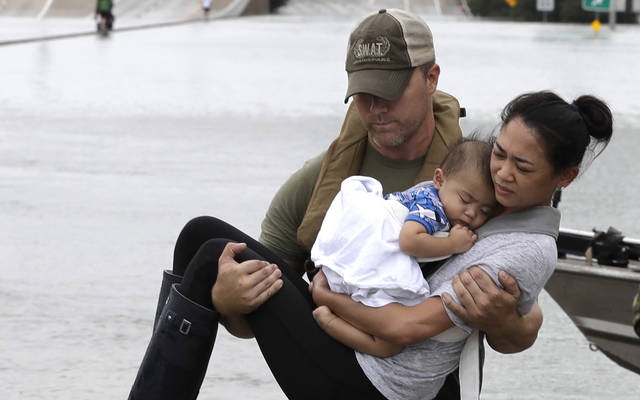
[368,118,421,148]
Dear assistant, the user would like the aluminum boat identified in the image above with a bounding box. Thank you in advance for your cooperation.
[545,227,640,374]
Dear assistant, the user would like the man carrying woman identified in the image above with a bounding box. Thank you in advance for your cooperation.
[128,8,613,400]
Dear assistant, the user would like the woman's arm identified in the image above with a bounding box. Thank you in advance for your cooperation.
[310,270,454,346]
[441,266,542,353]
[312,306,404,357]
[485,303,542,353]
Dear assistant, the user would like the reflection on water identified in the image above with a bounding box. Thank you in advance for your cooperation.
[1,14,639,400]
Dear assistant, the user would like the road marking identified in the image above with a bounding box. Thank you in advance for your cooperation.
[37,0,55,20]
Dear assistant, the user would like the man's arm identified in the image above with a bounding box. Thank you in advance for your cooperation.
[441,266,542,353]
[312,305,404,357]
[259,153,324,275]
[218,155,319,335]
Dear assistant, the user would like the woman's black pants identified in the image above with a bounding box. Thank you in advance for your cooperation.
[131,216,386,400]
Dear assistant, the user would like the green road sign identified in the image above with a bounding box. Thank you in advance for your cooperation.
[583,0,609,10]
[582,0,625,11]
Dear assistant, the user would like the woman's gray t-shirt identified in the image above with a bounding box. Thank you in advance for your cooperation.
[356,207,560,400]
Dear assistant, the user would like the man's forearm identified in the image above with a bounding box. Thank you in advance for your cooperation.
[485,303,542,354]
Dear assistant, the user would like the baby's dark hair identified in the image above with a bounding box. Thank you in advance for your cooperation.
[440,138,493,187]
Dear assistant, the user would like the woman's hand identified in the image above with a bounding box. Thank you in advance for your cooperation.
[442,267,519,331]
[442,266,542,353]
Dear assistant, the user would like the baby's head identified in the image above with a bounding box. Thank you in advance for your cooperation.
[433,139,497,230]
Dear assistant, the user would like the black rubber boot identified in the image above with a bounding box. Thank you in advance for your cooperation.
[129,284,219,400]
[153,270,183,332]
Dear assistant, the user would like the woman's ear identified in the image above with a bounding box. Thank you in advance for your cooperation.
[557,166,579,189]
[433,168,445,189]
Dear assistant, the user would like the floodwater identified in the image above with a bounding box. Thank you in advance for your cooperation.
[1,11,640,400]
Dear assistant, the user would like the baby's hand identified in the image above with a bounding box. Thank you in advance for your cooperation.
[449,225,478,253]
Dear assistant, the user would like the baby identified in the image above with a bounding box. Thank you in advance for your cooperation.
[310,139,497,356]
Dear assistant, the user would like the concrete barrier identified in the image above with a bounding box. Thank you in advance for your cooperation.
[0,0,267,47]
[0,0,47,17]
[46,0,93,17]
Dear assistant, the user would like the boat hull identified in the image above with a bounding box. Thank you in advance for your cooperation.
[545,259,640,374]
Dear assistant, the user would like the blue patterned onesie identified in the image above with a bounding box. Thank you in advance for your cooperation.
[385,184,450,234]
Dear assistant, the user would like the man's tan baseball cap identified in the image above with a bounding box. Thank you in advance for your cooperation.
[345,9,435,103]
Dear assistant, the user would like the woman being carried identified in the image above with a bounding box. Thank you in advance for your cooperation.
[309,91,612,399]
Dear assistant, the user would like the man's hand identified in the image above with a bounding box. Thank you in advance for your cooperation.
[211,242,283,316]
[442,266,542,353]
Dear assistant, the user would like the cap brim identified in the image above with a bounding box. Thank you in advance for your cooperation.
[344,68,414,103]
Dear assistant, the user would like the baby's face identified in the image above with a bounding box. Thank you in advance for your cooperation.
[435,171,497,230]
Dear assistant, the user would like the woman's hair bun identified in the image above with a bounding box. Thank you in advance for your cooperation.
[573,95,613,143]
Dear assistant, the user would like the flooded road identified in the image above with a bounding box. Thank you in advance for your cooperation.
[1,12,639,400]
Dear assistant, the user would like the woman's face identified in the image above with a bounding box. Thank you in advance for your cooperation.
[491,117,576,214]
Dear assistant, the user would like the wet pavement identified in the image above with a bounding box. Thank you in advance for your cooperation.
[1,12,640,400]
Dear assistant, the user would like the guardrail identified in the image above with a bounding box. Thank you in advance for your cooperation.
[0,0,255,47]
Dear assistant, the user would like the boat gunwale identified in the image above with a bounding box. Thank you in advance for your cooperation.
[555,258,640,283]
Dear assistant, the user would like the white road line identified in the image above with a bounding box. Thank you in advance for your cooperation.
[37,0,55,20]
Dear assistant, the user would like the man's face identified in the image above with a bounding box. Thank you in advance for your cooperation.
[353,66,437,149]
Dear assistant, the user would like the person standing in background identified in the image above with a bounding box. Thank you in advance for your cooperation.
[202,0,212,18]
[95,0,114,31]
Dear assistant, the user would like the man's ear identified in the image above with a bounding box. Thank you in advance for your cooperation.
[433,168,445,189]
[427,64,440,94]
